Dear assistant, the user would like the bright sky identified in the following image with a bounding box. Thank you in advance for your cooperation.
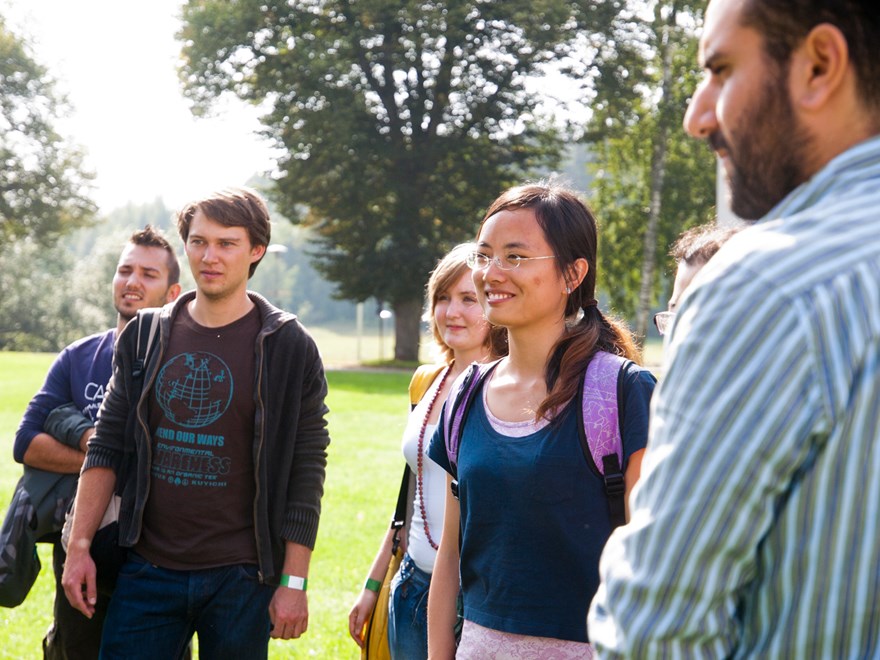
[4,0,277,213]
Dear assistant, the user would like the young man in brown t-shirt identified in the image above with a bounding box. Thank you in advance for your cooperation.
[62,188,330,658]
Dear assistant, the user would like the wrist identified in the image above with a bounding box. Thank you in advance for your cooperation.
[69,537,91,554]
[279,574,307,591]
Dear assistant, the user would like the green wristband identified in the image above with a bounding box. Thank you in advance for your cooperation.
[365,578,382,593]
[280,574,307,591]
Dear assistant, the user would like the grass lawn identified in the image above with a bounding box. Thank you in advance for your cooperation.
[0,333,664,658]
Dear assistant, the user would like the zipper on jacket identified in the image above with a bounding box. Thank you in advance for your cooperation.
[253,320,270,584]
[251,307,290,585]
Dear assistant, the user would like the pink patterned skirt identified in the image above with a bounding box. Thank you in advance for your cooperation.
[455,620,595,659]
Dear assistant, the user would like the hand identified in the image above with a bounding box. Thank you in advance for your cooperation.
[269,587,308,640]
[61,543,98,618]
[348,588,379,647]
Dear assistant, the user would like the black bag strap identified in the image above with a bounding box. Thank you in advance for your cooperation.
[390,467,409,554]
[132,310,160,381]
[118,310,160,495]
[601,454,626,528]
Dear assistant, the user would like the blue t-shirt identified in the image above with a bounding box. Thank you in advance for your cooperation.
[13,329,116,463]
[427,361,655,642]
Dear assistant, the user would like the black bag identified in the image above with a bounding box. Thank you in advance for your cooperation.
[0,465,78,607]
[0,479,41,607]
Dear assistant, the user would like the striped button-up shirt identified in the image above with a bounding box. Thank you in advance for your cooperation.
[589,135,880,658]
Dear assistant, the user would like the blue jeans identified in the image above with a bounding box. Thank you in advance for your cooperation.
[99,553,275,660]
[388,552,431,660]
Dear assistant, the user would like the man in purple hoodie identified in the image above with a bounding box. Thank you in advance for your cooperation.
[13,225,180,659]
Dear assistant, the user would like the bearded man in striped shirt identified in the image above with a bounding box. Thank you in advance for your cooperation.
[589,0,880,657]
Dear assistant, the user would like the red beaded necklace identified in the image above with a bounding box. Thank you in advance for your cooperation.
[417,365,451,550]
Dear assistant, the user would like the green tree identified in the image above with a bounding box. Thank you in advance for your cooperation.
[248,218,359,324]
[178,0,612,360]
[0,238,114,351]
[0,201,182,352]
[587,1,716,339]
[0,18,97,247]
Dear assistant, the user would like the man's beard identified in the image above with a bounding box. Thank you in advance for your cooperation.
[711,72,813,221]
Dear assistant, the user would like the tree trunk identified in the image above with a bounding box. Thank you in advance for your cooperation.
[393,297,423,362]
[636,135,668,341]
[635,5,676,341]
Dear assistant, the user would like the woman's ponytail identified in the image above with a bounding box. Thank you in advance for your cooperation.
[538,305,640,423]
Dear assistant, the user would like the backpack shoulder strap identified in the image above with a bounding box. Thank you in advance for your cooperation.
[132,309,160,381]
[117,309,161,495]
[579,350,628,528]
[444,359,502,471]
[408,363,448,409]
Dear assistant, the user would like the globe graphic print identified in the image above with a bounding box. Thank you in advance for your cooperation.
[155,352,233,428]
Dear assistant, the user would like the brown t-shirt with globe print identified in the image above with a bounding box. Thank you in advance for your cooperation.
[136,304,261,570]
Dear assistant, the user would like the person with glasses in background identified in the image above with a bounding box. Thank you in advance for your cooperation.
[426,181,655,659]
[653,222,742,337]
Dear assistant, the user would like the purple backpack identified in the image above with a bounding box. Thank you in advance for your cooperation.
[443,351,628,528]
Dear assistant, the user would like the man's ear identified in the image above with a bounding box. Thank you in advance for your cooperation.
[165,283,182,303]
[790,23,849,112]
[565,258,589,291]
[251,243,267,263]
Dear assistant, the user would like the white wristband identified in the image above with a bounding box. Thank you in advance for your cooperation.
[279,574,307,591]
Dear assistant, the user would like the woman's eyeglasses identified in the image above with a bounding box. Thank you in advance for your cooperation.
[466,252,556,271]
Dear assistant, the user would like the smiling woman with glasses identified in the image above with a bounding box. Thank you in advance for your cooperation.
[426,181,656,659]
